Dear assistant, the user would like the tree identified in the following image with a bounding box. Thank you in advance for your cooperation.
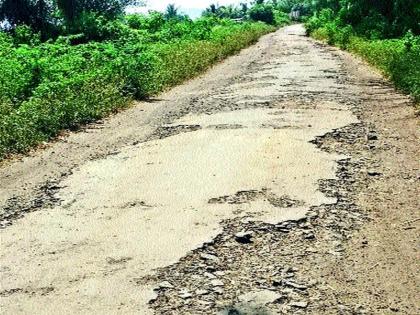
[56,0,78,24]
[240,2,248,15]
[249,3,275,24]
[56,0,135,25]
[314,0,341,12]
[203,3,245,19]
[203,4,220,17]
[0,0,34,27]
[0,0,55,38]
[392,0,420,35]
[32,0,54,36]
[164,3,179,20]
[274,0,305,13]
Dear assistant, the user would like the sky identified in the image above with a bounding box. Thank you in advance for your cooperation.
[127,0,245,19]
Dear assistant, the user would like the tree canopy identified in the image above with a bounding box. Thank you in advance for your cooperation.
[0,0,138,37]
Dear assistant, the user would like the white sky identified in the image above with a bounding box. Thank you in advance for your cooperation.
[127,1,245,18]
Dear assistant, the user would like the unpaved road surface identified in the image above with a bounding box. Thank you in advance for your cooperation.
[1,25,419,314]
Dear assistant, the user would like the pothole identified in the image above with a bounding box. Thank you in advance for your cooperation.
[148,121,372,314]
[0,180,62,229]
[148,124,202,140]
[208,190,304,209]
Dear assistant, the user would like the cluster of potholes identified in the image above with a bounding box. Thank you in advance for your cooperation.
[0,31,386,314]
[0,102,380,315]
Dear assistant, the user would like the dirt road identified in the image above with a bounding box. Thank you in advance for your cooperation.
[1,25,419,314]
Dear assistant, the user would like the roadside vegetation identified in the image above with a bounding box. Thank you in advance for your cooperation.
[3,1,416,160]
[303,0,420,105]
[0,0,294,159]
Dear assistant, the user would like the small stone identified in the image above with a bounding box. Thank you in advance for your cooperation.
[338,304,350,311]
[204,272,217,279]
[367,132,378,140]
[195,289,209,296]
[290,301,308,308]
[306,247,318,253]
[157,281,173,289]
[178,291,192,299]
[283,280,308,290]
[206,266,217,272]
[276,223,291,233]
[197,300,212,307]
[281,288,294,294]
[304,232,315,240]
[276,222,289,228]
[200,253,220,263]
[272,278,282,287]
[213,287,224,294]
[238,290,281,305]
[214,271,225,276]
[307,211,318,218]
[284,273,295,278]
[1,220,10,226]
[210,279,224,287]
[235,231,253,244]
[367,170,382,176]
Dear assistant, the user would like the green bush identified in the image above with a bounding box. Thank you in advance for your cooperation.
[390,47,420,101]
[305,9,335,35]
[274,11,291,27]
[337,25,354,49]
